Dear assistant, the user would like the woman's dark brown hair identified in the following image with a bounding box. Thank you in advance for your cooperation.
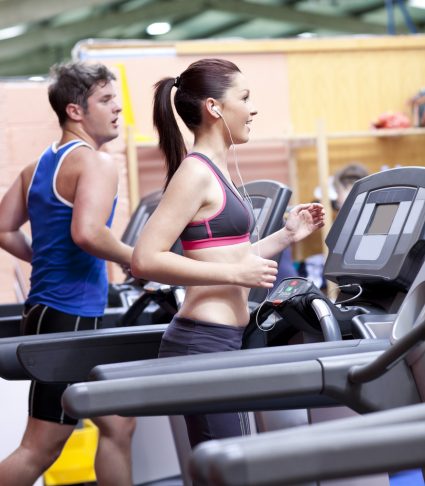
[153,58,241,188]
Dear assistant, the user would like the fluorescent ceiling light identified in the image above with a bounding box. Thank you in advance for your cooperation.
[297,32,317,38]
[409,0,425,9]
[0,24,27,40]
[146,22,171,36]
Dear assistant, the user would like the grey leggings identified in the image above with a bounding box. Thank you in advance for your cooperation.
[158,316,251,448]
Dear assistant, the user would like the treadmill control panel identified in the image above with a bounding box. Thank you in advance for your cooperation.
[325,168,425,288]
[267,277,314,306]
[342,187,417,267]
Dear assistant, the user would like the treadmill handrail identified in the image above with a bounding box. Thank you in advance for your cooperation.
[190,403,425,486]
[0,324,167,382]
[311,298,342,341]
[191,418,425,485]
[349,314,425,384]
[91,339,388,381]
[63,360,323,418]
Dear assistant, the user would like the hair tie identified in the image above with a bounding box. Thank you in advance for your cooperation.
[174,76,181,88]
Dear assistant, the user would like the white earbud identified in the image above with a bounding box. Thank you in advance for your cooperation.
[212,105,222,117]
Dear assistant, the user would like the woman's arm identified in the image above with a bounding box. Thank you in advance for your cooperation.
[132,158,278,289]
[251,203,325,260]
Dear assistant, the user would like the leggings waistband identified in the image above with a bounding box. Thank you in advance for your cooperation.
[159,315,245,357]
[173,315,246,334]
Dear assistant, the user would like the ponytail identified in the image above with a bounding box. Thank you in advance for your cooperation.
[153,59,240,189]
[153,77,187,189]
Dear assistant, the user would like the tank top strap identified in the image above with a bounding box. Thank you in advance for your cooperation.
[187,152,244,201]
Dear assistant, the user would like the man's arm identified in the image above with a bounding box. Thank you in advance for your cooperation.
[0,168,33,262]
[70,149,132,266]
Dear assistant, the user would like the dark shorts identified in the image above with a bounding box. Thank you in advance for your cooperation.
[159,316,251,448]
[21,304,101,426]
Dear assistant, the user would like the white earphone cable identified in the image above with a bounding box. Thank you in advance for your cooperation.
[219,111,275,331]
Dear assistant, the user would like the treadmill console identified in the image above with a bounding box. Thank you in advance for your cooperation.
[325,167,425,290]
[267,278,316,306]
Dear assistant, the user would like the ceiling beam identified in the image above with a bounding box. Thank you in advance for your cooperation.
[0,45,70,77]
[207,0,389,34]
[189,18,251,39]
[0,0,122,29]
[0,0,203,64]
[347,0,386,17]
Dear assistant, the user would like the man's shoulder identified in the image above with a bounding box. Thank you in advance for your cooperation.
[66,145,114,168]
[69,147,118,186]
[21,161,38,192]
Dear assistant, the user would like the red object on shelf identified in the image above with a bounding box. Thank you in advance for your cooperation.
[372,112,411,129]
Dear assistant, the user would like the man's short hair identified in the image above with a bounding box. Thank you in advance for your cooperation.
[48,61,116,126]
[334,163,369,192]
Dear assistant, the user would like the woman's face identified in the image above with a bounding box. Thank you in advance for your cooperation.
[220,72,257,145]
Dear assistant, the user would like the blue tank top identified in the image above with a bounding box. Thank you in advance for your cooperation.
[26,140,117,317]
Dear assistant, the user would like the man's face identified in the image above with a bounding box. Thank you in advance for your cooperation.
[82,81,122,146]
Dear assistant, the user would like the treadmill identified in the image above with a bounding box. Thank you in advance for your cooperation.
[63,166,425,415]
[61,167,425,485]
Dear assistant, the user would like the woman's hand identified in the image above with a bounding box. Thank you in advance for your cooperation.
[284,203,325,243]
[234,253,278,288]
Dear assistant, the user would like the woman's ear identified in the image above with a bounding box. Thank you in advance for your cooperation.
[206,97,222,119]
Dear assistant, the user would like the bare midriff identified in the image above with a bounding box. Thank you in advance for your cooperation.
[178,241,253,327]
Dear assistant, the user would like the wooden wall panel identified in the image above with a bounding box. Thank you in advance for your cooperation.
[287,49,420,132]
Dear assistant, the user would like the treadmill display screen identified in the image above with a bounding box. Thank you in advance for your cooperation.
[367,203,398,235]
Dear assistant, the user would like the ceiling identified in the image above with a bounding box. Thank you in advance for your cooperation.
[1,0,425,77]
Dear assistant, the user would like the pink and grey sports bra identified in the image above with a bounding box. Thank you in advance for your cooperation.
[180,152,255,251]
